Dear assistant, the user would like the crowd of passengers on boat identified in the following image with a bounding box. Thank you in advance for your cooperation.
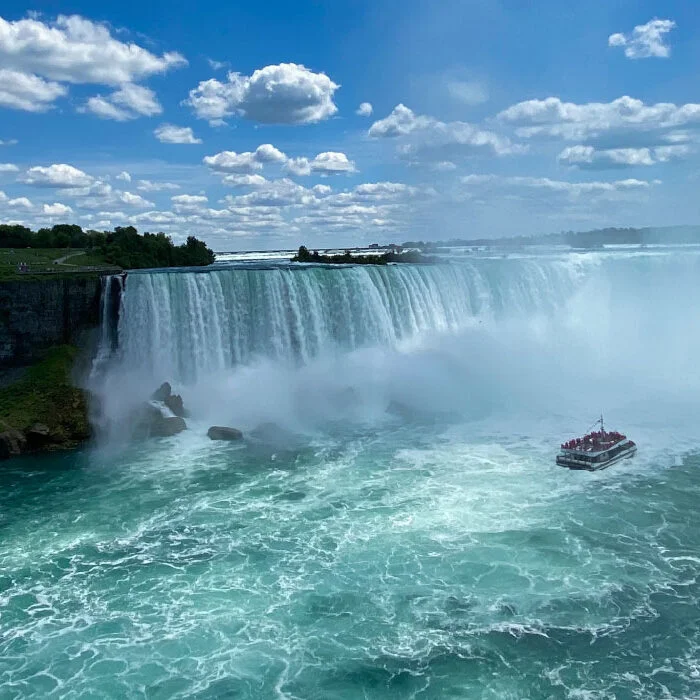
[561,430,626,451]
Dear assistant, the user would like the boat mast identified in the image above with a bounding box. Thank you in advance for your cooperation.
[600,413,604,435]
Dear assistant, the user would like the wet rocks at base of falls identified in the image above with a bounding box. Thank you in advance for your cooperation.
[134,383,283,446]
[138,405,187,438]
[164,394,186,418]
[151,382,172,403]
[133,383,189,439]
[134,383,245,443]
[0,420,88,459]
[0,428,27,459]
[207,426,243,441]
[151,382,187,417]
[25,422,52,448]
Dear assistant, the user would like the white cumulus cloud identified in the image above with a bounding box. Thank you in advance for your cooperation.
[43,202,73,216]
[84,84,162,121]
[460,174,654,199]
[136,180,181,192]
[0,15,186,85]
[0,163,18,173]
[356,102,373,117]
[609,19,676,59]
[203,144,287,173]
[118,191,153,207]
[0,69,67,112]
[0,15,185,115]
[558,144,690,169]
[498,95,700,143]
[285,152,356,176]
[154,124,202,144]
[185,63,339,125]
[0,191,33,208]
[8,196,32,208]
[369,104,433,137]
[61,179,154,209]
[370,104,522,163]
[172,194,208,211]
[116,171,131,182]
[222,174,269,187]
[22,163,93,188]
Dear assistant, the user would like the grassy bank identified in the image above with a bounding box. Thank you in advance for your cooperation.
[0,345,91,452]
[0,248,120,281]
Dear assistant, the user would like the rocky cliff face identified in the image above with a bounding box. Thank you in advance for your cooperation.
[0,278,104,367]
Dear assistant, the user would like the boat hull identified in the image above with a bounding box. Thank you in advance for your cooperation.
[556,444,637,471]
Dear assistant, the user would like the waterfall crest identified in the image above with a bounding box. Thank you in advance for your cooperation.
[99,260,578,383]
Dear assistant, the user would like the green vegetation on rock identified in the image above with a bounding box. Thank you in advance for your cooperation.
[292,246,436,265]
[0,345,91,458]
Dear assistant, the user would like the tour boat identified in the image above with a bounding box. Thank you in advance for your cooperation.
[556,416,636,471]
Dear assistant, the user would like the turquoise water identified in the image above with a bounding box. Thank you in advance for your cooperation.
[1,421,699,698]
[3,250,700,698]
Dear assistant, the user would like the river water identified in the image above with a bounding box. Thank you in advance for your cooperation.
[2,248,700,698]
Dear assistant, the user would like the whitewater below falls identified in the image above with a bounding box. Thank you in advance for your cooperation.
[2,248,700,698]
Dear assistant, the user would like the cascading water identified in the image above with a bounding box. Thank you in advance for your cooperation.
[99,258,580,384]
[90,273,124,380]
[5,249,700,698]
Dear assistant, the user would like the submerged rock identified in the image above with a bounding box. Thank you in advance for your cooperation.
[207,426,243,441]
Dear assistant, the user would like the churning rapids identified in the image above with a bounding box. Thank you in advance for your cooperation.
[3,248,700,698]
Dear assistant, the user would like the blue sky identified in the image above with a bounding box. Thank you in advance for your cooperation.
[0,0,699,249]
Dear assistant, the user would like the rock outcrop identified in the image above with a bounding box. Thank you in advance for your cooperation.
[152,415,187,437]
[135,402,187,439]
[151,382,187,417]
[0,278,103,368]
[0,429,27,459]
[152,382,172,402]
[207,426,243,441]
[164,394,186,418]
[25,422,51,449]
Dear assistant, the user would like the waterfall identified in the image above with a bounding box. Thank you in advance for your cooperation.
[89,251,700,437]
[90,273,124,379]
[97,259,580,384]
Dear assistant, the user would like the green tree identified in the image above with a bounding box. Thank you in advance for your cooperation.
[0,224,34,248]
[35,228,56,248]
